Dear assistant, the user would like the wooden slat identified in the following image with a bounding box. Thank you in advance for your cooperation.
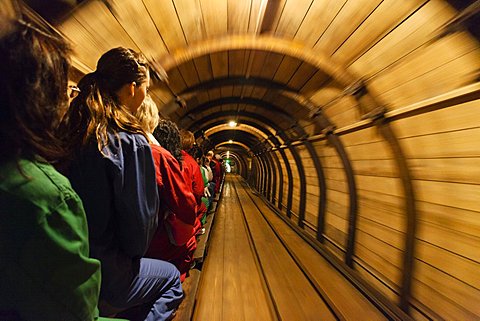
[375,47,480,109]
[274,0,313,38]
[354,239,402,285]
[416,213,480,261]
[417,201,480,237]
[227,0,251,34]
[110,0,168,59]
[416,240,480,289]
[412,262,480,319]
[173,0,205,44]
[193,55,213,83]
[288,62,319,90]
[210,51,229,78]
[178,60,201,88]
[294,0,347,47]
[259,52,284,79]
[349,0,454,77]
[200,0,227,38]
[193,178,275,321]
[247,182,388,321]
[391,99,480,138]
[143,0,187,51]
[332,0,427,65]
[175,269,201,321]
[400,127,480,158]
[235,181,337,321]
[313,0,384,55]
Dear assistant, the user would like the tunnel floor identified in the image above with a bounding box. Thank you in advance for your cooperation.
[191,175,388,321]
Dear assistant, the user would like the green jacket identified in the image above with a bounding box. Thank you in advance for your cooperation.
[0,158,102,321]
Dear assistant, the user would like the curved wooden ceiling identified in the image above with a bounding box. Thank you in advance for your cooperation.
[51,0,479,152]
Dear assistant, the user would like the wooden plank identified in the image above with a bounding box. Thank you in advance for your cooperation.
[416,216,480,262]
[408,158,480,185]
[167,67,187,93]
[300,70,330,95]
[247,0,263,33]
[349,0,455,77]
[236,181,337,321]
[344,141,394,160]
[178,60,201,88]
[375,48,480,109]
[248,50,269,78]
[354,239,402,285]
[175,268,201,321]
[109,0,168,58]
[416,240,480,289]
[353,261,399,302]
[275,0,313,38]
[143,0,187,51]
[358,198,404,231]
[259,52,284,79]
[352,159,397,177]
[400,127,480,158]
[173,0,205,44]
[417,201,480,237]
[60,1,140,69]
[332,0,426,65]
[193,55,213,83]
[412,262,480,319]
[193,179,275,321]
[200,0,227,38]
[210,51,229,78]
[227,0,251,34]
[355,175,403,197]
[249,185,388,321]
[193,212,215,262]
[391,99,480,138]
[313,0,384,55]
[294,0,347,47]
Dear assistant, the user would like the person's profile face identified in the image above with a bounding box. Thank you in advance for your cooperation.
[130,70,150,113]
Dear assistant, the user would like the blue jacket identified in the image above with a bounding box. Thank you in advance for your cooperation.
[68,132,159,304]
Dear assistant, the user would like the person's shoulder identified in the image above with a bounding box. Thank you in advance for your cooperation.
[116,132,150,150]
[0,158,75,215]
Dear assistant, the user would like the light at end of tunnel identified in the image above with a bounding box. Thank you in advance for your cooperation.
[228,121,237,127]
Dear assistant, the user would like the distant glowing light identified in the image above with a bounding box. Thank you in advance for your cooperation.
[228,140,233,143]
[228,121,237,127]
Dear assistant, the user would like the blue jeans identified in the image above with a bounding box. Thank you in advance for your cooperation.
[110,258,183,321]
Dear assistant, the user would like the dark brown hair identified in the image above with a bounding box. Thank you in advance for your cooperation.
[0,17,70,163]
[179,129,195,150]
[153,119,183,167]
[60,47,149,155]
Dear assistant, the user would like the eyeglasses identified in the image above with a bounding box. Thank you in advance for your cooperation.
[68,85,81,99]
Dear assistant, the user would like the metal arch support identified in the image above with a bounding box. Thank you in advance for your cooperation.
[310,110,358,265]
[347,81,417,313]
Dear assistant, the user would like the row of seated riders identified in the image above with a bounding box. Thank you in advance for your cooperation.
[0,16,223,321]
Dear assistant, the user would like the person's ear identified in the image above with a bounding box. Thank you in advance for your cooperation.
[129,82,136,96]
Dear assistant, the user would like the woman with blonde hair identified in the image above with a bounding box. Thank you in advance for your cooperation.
[60,48,182,321]
[135,97,198,282]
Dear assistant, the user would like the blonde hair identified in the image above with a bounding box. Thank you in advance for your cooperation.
[135,95,159,134]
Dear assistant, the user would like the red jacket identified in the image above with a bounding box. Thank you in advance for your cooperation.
[212,159,222,193]
[146,145,197,264]
[182,150,207,220]
[181,150,205,203]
